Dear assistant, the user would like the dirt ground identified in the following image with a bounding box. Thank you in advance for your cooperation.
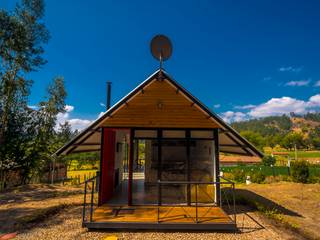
[238,182,320,239]
[0,184,310,240]
[0,184,83,233]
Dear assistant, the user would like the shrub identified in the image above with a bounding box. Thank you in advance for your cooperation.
[222,172,234,180]
[262,155,276,166]
[232,169,246,183]
[308,175,320,184]
[251,172,266,183]
[264,175,291,183]
[291,160,309,183]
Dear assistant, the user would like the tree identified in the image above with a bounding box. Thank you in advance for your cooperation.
[280,132,305,150]
[0,0,49,146]
[26,77,67,181]
[240,130,265,150]
[0,0,49,185]
[262,155,276,167]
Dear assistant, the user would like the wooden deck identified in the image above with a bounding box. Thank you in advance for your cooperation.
[84,205,236,230]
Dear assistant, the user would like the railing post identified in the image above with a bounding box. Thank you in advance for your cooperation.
[82,181,87,223]
[90,181,95,222]
[232,182,236,223]
[195,184,198,223]
[157,181,160,223]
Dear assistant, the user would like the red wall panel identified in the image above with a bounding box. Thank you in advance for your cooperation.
[99,128,116,205]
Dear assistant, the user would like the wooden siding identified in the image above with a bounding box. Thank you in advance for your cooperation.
[102,78,220,128]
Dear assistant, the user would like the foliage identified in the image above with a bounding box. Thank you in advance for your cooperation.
[291,161,309,183]
[231,169,246,183]
[280,132,305,150]
[232,113,320,151]
[251,171,266,183]
[232,115,292,136]
[262,155,276,166]
[0,1,73,188]
[65,152,99,170]
[239,130,265,150]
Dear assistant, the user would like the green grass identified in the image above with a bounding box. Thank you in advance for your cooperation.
[286,151,320,158]
[67,170,98,183]
[221,164,320,177]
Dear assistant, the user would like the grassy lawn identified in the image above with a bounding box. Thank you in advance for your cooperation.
[67,170,98,183]
[221,164,320,178]
[237,182,320,240]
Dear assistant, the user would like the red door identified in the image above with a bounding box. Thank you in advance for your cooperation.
[99,128,116,205]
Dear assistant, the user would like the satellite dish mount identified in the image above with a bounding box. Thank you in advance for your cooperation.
[150,34,172,72]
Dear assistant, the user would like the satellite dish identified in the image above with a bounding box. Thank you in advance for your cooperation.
[150,35,172,67]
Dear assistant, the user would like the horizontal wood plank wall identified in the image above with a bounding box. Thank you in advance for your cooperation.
[102,79,219,128]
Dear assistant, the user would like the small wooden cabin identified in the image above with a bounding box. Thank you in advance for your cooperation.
[56,69,263,230]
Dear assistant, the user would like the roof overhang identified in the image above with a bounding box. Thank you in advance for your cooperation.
[55,69,264,158]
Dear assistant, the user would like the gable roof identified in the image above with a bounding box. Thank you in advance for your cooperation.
[55,69,263,158]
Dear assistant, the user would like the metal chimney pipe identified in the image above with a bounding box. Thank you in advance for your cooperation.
[107,81,111,110]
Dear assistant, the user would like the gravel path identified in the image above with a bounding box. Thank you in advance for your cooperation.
[15,206,299,240]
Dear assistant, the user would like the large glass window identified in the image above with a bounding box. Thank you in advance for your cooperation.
[160,139,188,204]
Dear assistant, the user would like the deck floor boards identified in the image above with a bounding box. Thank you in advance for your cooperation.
[93,205,232,224]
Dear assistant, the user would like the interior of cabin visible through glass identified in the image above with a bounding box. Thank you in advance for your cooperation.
[106,129,217,206]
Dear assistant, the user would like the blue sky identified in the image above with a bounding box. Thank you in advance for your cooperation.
[2,0,320,129]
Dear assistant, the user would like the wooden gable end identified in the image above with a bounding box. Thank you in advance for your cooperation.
[101,78,220,128]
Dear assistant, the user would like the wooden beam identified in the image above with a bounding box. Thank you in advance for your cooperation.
[72,143,100,146]
[220,144,248,148]
[71,149,100,154]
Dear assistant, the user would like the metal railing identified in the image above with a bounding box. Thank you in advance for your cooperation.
[156,179,236,224]
[82,175,99,224]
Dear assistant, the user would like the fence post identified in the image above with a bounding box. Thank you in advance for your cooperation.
[90,181,95,222]
[195,184,198,223]
[232,182,236,224]
[82,181,87,223]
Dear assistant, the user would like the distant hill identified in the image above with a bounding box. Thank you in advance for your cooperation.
[231,113,320,136]
[231,113,320,150]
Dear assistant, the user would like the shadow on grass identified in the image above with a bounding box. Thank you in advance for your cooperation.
[226,188,303,217]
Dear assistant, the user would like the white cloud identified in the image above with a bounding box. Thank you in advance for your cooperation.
[100,102,106,107]
[65,105,74,112]
[279,66,302,73]
[234,104,256,110]
[220,111,247,123]
[285,80,310,87]
[248,95,320,118]
[222,94,320,121]
[67,119,92,131]
[56,105,92,131]
[314,80,320,87]
[213,104,221,108]
[28,105,38,110]
[308,94,320,107]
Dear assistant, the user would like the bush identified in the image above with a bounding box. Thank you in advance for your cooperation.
[291,160,309,183]
[251,172,266,183]
[232,169,246,183]
[264,175,291,183]
[262,155,276,166]
[308,175,320,184]
[222,172,234,180]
